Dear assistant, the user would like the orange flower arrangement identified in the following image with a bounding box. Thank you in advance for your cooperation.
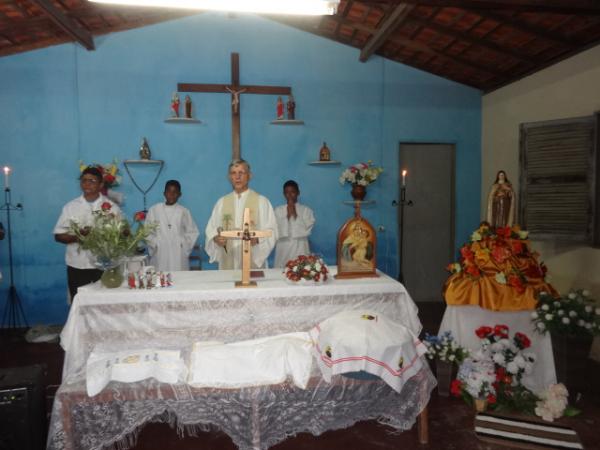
[444,222,558,311]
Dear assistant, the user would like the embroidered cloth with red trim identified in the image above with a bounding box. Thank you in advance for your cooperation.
[310,310,427,393]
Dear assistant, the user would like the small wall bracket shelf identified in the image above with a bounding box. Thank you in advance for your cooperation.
[308,160,341,166]
[269,120,304,125]
[123,159,165,212]
[343,200,376,206]
[164,118,202,124]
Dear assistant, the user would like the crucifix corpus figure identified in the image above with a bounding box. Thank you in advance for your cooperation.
[178,52,291,160]
[218,208,272,288]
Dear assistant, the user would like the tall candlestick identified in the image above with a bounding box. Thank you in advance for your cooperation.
[3,166,10,190]
[401,169,407,187]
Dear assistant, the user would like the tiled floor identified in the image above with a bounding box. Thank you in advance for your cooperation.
[1,302,599,449]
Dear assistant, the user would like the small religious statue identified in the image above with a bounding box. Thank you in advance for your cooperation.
[486,170,515,228]
[319,142,331,162]
[286,94,296,120]
[276,96,284,120]
[139,137,151,160]
[184,95,193,119]
[171,92,180,118]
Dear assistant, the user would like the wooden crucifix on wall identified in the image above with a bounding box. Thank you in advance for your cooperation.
[217,208,272,288]
[178,53,291,160]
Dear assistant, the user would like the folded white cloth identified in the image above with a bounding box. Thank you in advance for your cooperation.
[188,332,313,389]
[310,310,427,392]
[86,349,187,396]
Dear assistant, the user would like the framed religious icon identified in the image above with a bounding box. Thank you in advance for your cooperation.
[335,213,379,279]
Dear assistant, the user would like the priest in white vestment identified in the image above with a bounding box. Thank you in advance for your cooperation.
[146,180,199,271]
[205,159,278,269]
[274,180,315,267]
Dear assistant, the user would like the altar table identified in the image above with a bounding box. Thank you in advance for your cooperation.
[47,268,435,450]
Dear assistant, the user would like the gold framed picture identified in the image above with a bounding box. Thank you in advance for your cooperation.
[335,215,379,279]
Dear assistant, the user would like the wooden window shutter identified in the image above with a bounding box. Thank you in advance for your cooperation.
[519,115,598,243]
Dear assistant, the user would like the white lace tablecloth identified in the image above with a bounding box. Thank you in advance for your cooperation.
[48,268,434,450]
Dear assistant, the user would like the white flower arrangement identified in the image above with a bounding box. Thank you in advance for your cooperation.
[339,161,383,186]
[532,289,600,337]
[535,383,569,422]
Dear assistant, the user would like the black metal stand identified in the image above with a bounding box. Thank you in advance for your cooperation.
[393,186,412,283]
[397,186,406,283]
[1,187,27,329]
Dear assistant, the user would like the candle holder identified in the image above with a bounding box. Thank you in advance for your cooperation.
[392,185,413,283]
[1,187,27,330]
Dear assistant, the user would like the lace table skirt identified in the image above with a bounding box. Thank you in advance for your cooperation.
[47,364,435,450]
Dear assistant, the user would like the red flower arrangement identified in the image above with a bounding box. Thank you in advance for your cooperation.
[133,211,146,222]
[284,255,329,283]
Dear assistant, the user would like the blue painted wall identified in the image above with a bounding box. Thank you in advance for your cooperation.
[0,13,481,325]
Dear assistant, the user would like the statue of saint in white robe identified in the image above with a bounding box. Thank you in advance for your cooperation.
[205,189,278,269]
[274,203,315,268]
[146,203,199,271]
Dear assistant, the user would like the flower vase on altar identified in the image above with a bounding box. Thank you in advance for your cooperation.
[436,360,454,397]
[351,184,367,201]
[100,264,123,289]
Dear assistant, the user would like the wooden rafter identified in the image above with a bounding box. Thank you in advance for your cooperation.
[28,0,94,50]
[367,0,600,15]
[360,3,413,61]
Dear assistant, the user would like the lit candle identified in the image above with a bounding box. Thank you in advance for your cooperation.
[3,166,10,190]
[402,169,407,187]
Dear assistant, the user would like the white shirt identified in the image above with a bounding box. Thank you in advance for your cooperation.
[274,203,315,268]
[205,189,278,269]
[53,195,122,269]
[146,202,199,271]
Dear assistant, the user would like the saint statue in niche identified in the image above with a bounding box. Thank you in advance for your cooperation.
[171,92,180,118]
[286,94,296,120]
[486,170,515,228]
[276,96,284,120]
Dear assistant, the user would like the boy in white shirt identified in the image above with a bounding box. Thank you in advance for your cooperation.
[54,167,121,301]
[146,180,199,271]
[274,180,316,268]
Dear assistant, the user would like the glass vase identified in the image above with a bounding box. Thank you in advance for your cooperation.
[101,265,124,289]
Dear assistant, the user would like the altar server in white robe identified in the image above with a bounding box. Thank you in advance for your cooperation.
[274,180,315,268]
[146,180,199,271]
[205,159,278,269]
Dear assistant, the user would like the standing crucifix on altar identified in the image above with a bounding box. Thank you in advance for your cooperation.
[218,208,272,287]
[178,52,291,160]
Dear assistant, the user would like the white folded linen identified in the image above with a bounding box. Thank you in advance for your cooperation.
[86,349,187,396]
[310,310,427,392]
[188,332,313,389]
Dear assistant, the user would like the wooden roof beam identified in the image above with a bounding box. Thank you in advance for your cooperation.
[360,3,413,61]
[367,0,600,15]
[29,0,95,50]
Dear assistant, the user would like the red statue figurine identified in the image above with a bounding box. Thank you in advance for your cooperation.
[276,96,284,120]
[171,92,180,118]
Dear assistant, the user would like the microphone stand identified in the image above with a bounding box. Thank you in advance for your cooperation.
[1,187,27,329]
